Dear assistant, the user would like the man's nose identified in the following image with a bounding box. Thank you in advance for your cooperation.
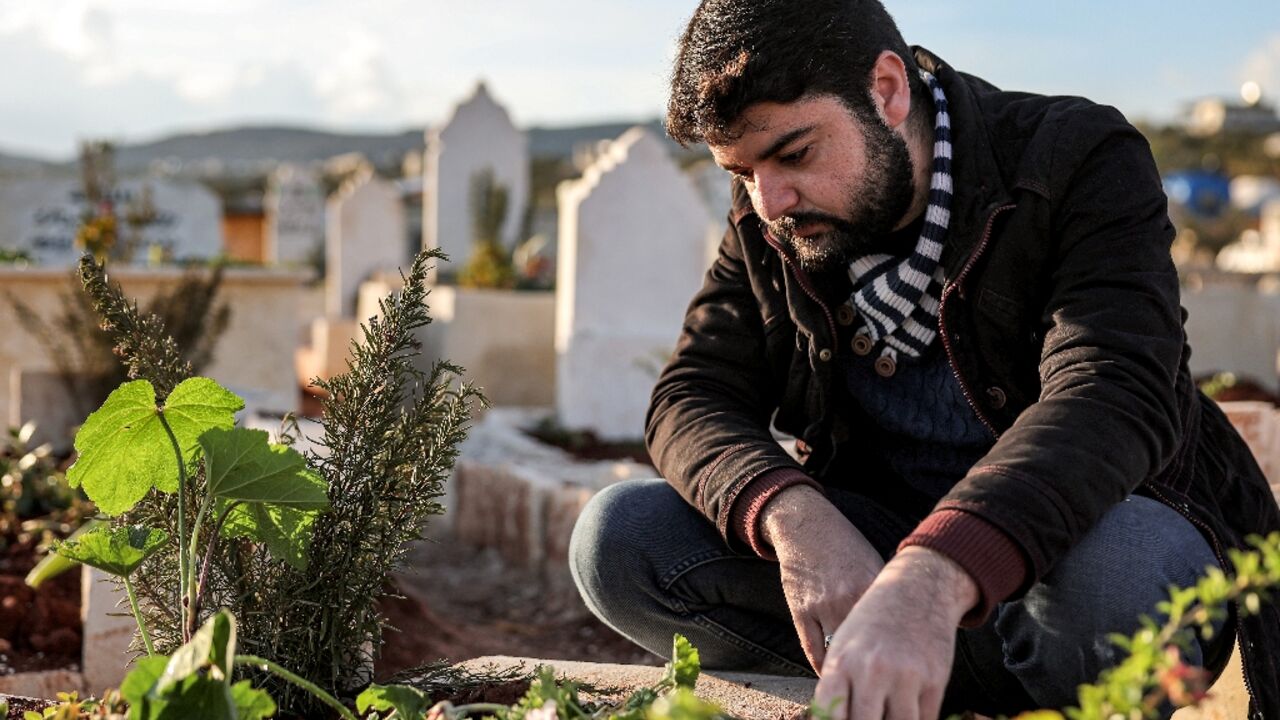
[752,173,799,222]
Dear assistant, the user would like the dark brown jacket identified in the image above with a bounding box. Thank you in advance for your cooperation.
[645,47,1280,717]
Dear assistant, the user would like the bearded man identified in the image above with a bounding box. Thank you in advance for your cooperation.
[568,1,1280,718]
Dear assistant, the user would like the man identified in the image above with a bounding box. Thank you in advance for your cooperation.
[569,1,1280,718]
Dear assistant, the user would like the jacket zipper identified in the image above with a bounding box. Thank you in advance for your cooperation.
[938,203,1015,438]
[764,231,838,346]
[1144,483,1259,717]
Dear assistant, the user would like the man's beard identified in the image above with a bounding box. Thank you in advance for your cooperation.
[766,115,916,272]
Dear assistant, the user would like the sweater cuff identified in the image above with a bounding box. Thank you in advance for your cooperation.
[898,510,1028,628]
[728,468,822,560]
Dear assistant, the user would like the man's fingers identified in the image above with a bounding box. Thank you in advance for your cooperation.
[848,679,884,720]
[885,686,920,720]
[812,672,851,720]
[796,614,826,673]
[918,686,944,720]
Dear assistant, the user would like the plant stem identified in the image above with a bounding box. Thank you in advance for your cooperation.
[234,655,357,720]
[123,575,156,657]
[157,412,191,641]
[184,499,213,638]
[190,502,239,630]
[448,703,511,718]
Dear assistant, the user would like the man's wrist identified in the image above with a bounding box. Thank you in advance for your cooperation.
[759,483,828,548]
[883,546,979,625]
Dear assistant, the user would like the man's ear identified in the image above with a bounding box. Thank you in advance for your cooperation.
[869,49,911,130]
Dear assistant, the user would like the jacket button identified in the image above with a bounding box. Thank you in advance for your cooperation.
[836,304,856,326]
[874,356,897,378]
[986,386,1007,409]
[818,348,833,362]
[851,334,874,356]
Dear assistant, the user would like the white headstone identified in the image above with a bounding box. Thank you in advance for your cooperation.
[687,159,736,267]
[326,169,407,317]
[555,127,717,440]
[423,82,529,273]
[0,178,223,266]
[265,164,325,265]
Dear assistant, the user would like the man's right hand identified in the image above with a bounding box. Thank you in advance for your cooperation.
[760,484,885,673]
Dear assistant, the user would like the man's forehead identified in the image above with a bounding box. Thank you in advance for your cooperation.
[709,97,839,164]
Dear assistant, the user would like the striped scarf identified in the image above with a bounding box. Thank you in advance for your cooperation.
[848,70,952,371]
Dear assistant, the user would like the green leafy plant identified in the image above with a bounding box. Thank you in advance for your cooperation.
[47,249,482,716]
[51,374,329,651]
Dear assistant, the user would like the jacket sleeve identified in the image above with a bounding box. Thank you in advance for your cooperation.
[929,106,1185,589]
[645,214,809,549]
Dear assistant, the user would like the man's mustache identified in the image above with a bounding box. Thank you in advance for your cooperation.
[767,211,856,238]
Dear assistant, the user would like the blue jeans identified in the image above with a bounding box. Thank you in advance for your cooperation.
[569,479,1232,717]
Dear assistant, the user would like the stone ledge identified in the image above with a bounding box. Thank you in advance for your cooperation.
[448,408,656,570]
[0,669,84,702]
[459,656,812,720]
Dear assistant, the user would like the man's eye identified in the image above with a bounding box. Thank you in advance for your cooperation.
[780,146,809,164]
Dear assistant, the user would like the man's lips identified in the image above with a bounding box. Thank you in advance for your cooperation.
[791,222,829,239]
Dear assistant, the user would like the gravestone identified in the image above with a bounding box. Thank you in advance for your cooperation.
[7,368,102,451]
[81,567,135,694]
[325,168,407,317]
[1182,277,1280,391]
[687,158,736,267]
[555,126,717,440]
[422,82,529,272]
[0,178,223,266]
[265,164,325,266]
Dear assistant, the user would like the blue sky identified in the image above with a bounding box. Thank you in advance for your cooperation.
[0,0,1276,159]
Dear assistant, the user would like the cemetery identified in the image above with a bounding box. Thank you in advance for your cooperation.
[1,74,1279,720]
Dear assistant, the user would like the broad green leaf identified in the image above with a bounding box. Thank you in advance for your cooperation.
[664,634,699,690]
[230,680,276,720]
[158,610,237,693]
[221,500,319,571]
[357,683,431,719]
[644,687,725,720]
[68,378,242,515]
[122,655,170,718]
[143,674,237,720]
[54,524,168,578]
[26,518,104,588]
[200,427,328,508]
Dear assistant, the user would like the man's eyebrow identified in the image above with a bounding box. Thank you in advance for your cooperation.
[756,125,817,163]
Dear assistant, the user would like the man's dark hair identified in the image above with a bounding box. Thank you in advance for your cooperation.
[667,0,929,146]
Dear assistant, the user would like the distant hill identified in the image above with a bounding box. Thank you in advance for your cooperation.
[0,147,53,174]
[527,119,675,158]
[107,126,425,175]
[0,119,701,179]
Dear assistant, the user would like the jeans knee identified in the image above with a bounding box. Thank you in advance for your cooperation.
[570,479,686,624]
[570,481,636,609]
[994,496,1220,707]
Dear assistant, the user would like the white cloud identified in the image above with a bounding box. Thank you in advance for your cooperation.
[314,28,401,118]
